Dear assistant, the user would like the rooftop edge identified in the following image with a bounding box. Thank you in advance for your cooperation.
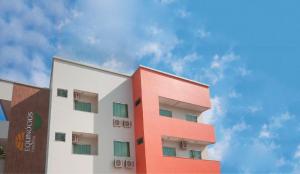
[53,56,131,78]
[0,78,49,89]
[138,65,209,88]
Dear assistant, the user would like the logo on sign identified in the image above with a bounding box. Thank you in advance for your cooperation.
[15,112,42,152]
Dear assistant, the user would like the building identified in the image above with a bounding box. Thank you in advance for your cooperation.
[0,57,220,174]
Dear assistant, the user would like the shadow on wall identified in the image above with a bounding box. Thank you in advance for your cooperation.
[4,87,49,174]
[93,78,135,173]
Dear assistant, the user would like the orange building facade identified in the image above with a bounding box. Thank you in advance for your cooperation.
[132,67,220,173]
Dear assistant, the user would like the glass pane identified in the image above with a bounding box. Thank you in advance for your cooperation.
[186,114,198,122]
[113,103,128,118]
[160,109,172,117]
[57,89,67,97]
[114,141,130,157]
[190,150,201,159]
[75,101,92,112]
[163,147,176,156]
[73,144,91,155]
[55,133,65,141]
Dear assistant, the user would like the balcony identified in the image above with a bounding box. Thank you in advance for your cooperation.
[162,136,209,159]
[159,117,215,143]
[72,132,98,156]
[159,156,220,173]
[159,96,209,123]
[73,90,98,113]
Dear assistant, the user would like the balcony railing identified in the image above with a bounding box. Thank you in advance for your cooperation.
[159,116,216,144]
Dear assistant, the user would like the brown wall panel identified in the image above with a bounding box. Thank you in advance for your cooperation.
[4,84,49,174]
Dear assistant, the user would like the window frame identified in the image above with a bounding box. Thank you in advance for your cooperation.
[113,102,129,118]
[185,114,198,122]
[73,144,92,155]
[190,150,202,159]
[55,132,66,142]
[159,109,172,117]
[74,100,92,112]
[162,146,176,157]
[113,140,130,157]
[57,88,68,98]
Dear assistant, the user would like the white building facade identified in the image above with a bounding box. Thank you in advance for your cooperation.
[46,58,136,174]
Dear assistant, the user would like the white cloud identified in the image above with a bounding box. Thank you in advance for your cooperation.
[276,157,287,167]
[146,26,163,36]
[238,66,251,76]
[0,0,72,87]
[259,124,272,139]
[211,53,238,69]
[101,58,126,72]
[294,145,300,159]
[196,28,211,39]
[170,53,198,75]
[199,52,239,85]
[269,112,294,129]
[177,9,190,18]
[259,112,294,139]
[202,96,225,124]
[207,122,249,160]
[248,105,262,113]
[228,90,241,98]
[158,0,176,5]
[137,28,180,64]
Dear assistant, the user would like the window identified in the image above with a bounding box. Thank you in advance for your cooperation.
[190,150,201,159]
[135,98,141,106]
[137,137,144,145]
[57,89,67,97]
[72,132,98,155]
[114,141,130,157]
[55,132,65,142]
[75,100,92,112]
[113,102,128,118]
[160,109,172,117]
[185,114,198,122]
[163,147,176,157]
[73,144,91,155]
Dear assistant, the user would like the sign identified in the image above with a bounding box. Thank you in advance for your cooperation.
[15,112,42,152]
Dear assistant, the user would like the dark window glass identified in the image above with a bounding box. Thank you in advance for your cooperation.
[160,109,172,117]
[57,89,68,97]
[55,132,65,142]
[137,137,144,145]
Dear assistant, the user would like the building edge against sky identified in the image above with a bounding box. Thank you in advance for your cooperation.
[0,57,220,174]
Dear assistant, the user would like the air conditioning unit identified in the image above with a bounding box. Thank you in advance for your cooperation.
[74,92,80,100]
[123,120,132,128]
[114,159,123,168]
[125,160,134,168]
[180,141,187,150]
[72,134,79,144]
[113,119,122,127]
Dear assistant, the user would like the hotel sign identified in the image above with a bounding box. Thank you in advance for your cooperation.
[15,112,42,152]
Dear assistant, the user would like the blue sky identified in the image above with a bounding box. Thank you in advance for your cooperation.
[0,0,300,173]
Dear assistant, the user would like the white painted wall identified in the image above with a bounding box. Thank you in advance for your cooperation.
[46,59,135,174]
[0,121,9,139]
[162,139,208,160]
[0,81,13,101]
[159,104,204,123]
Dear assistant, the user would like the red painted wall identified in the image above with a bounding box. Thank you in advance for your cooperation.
[132,67,220,173]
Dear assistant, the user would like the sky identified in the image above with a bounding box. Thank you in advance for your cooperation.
[0,0,300,173]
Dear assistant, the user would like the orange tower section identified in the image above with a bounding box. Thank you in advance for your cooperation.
[132,67,220,173]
